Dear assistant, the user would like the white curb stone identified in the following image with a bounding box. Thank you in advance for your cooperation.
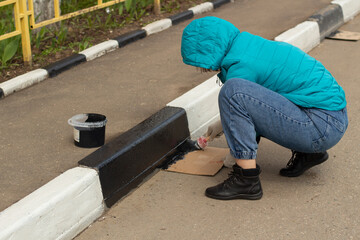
[191,113,221,139]
[167,75,221,139]
[332,0,360,22]
[142,19,172,36]
[0,167,104,240]
[0,69,48,97]
[189,2,214,15]
[80,40,119,61]
[274,21,320,53]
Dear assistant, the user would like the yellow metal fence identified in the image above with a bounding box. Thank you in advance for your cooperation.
[0,0,161,66]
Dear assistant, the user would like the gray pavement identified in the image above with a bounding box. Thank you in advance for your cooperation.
[74,9,360,240]
[0,0,334,212]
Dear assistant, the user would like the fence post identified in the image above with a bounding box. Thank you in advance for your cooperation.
[19,0,32,66]
[154,0,160,14]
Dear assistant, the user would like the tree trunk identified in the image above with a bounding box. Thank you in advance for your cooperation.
[32,0,61,31]
[33,0,57,23]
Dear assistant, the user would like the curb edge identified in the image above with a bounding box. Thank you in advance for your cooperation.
[1,1,359,240]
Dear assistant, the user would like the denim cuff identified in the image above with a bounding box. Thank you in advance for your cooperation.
[231,149,257,159]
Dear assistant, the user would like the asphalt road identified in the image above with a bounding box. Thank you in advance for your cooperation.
[0,0,334,212]
[74,8,360,240]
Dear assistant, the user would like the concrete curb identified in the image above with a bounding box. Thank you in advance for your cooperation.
[275,0,358,52]
[0,69,48,97]
[80,40,119,61]
[309,4,344,40]
[332,0,360,22]
[44,54,87,78]
[0,0,359,239]
[167,75,222,139]
[0,167,104,240]
[79,106,190,208]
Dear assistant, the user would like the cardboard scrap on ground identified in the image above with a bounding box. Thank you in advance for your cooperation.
[327,30,360,41]
[165,147,229,176]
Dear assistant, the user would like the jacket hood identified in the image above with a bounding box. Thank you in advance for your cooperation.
[181,17,240,71]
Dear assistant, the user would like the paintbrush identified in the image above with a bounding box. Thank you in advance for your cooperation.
[178,136,210,153]
[192,136,210,150]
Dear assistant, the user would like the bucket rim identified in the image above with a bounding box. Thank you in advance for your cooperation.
[68,113,107,128]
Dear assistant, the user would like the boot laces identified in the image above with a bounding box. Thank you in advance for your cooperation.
[286,151,301,168]
[223,170,239,187]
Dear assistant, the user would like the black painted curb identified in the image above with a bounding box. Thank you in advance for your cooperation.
[0,88,4,99]
[114,29,147,48]
[44,54,87,77]
[212,0,231,9]
[169,10,195,25]
[309,4,344,40]
[79,106,190,207]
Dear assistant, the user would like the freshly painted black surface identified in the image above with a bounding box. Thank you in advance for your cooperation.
[212,0,231,9]
[114,29,147,48]
[79,106,190,207]
[0,88,4,98]
[309,4,344,40]
[160,139,203,170]
[45,54,86,77]
[169,10,194,25]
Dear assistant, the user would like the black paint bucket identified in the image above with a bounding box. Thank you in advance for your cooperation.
[68,113,107,148]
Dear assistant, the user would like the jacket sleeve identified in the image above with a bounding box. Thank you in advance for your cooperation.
[223,59,258,83]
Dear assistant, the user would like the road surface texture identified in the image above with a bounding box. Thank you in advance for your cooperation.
[75,9,360,240]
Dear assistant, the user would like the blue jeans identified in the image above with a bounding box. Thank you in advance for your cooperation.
[219,78,348,159]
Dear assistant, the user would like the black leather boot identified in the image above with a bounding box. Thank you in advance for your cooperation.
[279,151,329,177]
[205,164,263,200]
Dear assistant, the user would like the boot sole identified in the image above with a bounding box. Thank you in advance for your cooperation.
[205,191,263,200]
[280,152,329,177]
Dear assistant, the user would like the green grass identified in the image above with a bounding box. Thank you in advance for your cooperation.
[0,0,155,70]
[0,4,21,69]
[60,0,98,14]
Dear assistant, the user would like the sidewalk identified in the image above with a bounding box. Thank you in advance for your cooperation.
[0,0,333,213]
[1,0,359,239]
[75,14,360,240]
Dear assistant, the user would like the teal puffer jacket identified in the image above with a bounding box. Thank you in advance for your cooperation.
[181,17,346,111]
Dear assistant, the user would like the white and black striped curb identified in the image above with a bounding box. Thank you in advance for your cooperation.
[1,0,359,240]
[275,0,360,52]
[0,0,230,99]
[0,76,221,240]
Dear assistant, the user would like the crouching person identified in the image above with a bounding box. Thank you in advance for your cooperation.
[181,17,348,200]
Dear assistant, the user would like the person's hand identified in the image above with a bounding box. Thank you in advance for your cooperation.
[205,120,223,141]
[223,153,236,168]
